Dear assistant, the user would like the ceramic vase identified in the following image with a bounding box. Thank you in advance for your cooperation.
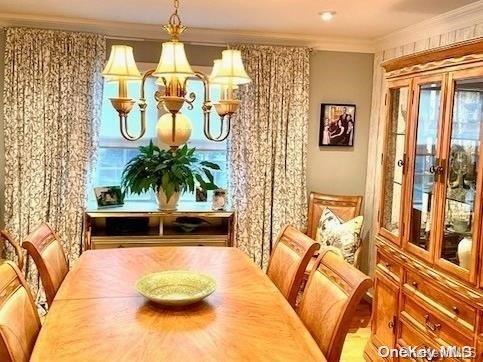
[457,237,472,270]
[156,188,180,211]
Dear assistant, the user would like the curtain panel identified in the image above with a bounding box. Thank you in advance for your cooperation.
[229,44,310,269]
[3,27,105,295]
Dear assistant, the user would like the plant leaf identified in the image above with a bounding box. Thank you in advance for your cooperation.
[200,160,221,170]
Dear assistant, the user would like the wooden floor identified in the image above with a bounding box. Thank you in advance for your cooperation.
[340,300,372,361]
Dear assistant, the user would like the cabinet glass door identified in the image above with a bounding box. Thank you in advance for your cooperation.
[437,70,483,282]
[406,78,444,260]
[379,82,410,244]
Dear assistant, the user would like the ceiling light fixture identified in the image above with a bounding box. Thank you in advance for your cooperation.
[102,0,251,146]
[319,11,336,22]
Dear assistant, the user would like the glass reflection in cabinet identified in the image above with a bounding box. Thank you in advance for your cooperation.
[410,82,442,251]
[381,87,408,236]
[441,78,483,269]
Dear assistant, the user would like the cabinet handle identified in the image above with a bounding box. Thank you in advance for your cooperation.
[424,314,441,332]
[397,159,404,167]
[388,315,396,330]
[384,262,391,268]
[452,306,460,314]
[411,281,418,288]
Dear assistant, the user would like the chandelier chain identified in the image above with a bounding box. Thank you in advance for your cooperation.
[169,0,181,25]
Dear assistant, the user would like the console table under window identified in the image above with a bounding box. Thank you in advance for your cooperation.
[83,202,235,250]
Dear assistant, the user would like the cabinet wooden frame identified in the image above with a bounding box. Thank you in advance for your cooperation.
[370,270,400,350]
[378,78,413,246]
[365,40,483,362]
[434,66,483,284]
[402,73,448,264]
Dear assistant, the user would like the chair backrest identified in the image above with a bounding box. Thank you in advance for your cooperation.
[306,192,363,240]
[297,249,372,362]
[22,223,68,306]
[0,230,24,270]
[0,260,41,362]
[267,225,320,307]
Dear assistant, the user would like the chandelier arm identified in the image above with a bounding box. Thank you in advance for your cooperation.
[140,68,157,100]
[122,67,157,142]
[193,71,211,106]
[119,114,146,141]
[203,114,231,142]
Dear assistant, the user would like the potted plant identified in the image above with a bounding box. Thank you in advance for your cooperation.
[121,141,220,210]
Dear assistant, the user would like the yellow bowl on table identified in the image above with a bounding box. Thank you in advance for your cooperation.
[136,270,216,307]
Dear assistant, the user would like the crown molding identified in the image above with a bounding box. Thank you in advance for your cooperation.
[374,1,483,51]
[0,12,375,53]
[1,1,480,55]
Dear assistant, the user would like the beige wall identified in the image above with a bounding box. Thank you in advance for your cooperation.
[308,50,374,273]
[307,51,374,196]
[106,39,221,66]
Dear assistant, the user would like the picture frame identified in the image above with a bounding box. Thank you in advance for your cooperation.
[319,103,356,147]
[94,186,125,208]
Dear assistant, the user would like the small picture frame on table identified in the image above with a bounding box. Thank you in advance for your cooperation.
[319,103,356,147]
[94,186,125,208]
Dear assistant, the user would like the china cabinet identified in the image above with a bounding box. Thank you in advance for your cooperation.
[365,39,483,361]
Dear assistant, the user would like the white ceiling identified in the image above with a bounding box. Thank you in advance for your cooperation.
[0,0,478,40]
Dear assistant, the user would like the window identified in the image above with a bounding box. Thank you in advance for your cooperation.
[90,65,228,202]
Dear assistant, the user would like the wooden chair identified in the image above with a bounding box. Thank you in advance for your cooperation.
[267,225,320,307]
[0,230,24,270]
[297,249,372,362]
[0,260,41,362]
[22,223,69,307]
[306,192,363,268]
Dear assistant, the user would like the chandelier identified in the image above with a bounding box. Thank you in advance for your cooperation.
[102,0,251,147]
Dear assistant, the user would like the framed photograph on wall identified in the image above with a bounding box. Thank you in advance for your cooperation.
[319,103,356,147]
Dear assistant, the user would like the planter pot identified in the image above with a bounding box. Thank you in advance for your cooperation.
[156,188,181,210]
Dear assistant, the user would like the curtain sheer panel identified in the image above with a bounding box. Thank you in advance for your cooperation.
[3,27,105,296]
[229,44,310,270]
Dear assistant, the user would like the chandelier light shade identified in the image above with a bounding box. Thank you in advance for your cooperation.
[209,59,222,82]
[102,45,142,81]
[102,0,251,145]
[213,50,251,85]
[156,112,192,147]
[154,41,194,78]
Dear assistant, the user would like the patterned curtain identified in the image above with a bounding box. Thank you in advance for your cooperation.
[3,27,105,296]
[229,44,310,269]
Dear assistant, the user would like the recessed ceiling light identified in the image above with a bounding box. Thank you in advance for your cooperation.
[319,11,336,22]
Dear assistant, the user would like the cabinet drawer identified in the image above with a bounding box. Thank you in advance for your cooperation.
[401,294,473,349]
[399,320,447,361]
[404,270,476,331]
[377,250,402,282]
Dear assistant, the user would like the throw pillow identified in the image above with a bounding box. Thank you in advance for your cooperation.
[316,207,363,265]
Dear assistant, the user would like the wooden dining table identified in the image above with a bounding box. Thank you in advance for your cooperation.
[31,246,326,361]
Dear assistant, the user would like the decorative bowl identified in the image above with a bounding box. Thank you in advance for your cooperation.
[135,270,216,306]
[172,217,209,233]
